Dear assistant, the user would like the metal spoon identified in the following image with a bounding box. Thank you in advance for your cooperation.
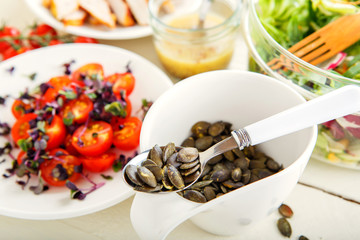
[197,0,213,29]
[123,85,360,193]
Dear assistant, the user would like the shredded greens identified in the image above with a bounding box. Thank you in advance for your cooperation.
[258,0,360,82]
[255,0,360,166]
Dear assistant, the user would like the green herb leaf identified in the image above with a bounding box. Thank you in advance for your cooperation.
[142,98,149,107]
[87,92,97,99]
[101,174,113,180]
[59,90,77,100]
[28,73,37,81]
[57,97,64,107]
[63,112,74,126]
[17,139,32,152]
[112,159,123,172]
[37,121,46,133]
[104,102,127,118]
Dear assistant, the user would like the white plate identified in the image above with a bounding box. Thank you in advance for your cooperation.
[0,43,172,220]
[311,154,360,170]
[24,0,152,40]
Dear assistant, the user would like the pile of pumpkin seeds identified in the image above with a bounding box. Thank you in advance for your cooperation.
[125,143,201,192]
[178,120,283,203]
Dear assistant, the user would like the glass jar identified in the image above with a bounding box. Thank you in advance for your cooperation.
[149,0,242,80]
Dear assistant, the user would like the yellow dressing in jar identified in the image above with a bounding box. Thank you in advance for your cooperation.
[150,0,241,80]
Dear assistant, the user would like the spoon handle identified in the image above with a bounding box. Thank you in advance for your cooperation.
[234,85,360,146]
[198,0,213,28]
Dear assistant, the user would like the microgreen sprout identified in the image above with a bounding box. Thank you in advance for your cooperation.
[0,96,7,105]
[27,73,37,81]
[6,66,15,74]
[66,174,105,200]
[0,122,10,135]
[0,142,12,156]
[29,175,49,195]
[63,60,75,75]
[63,112,74,126]
[104,102,127,117]
[101,174,113,180]
[59,90,77,100]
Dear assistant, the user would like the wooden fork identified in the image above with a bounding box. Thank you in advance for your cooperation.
[268,13,360,70]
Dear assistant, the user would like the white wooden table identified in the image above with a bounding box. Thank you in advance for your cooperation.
[0,0,359,239]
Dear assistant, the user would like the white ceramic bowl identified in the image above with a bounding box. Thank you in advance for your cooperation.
[130,70,317,239]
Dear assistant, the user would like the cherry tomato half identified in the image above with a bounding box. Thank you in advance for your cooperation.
[45,115,67,150]
[64,134,79,155]
[105,72,135,96]
[112,116,142,151]
[61,94,94,124]
[124,95,132,117]
[11,113,37,144]
[40,148,81,186]
[11,99,34,119]
[42,75,72,103]
[17,150,26,165]
[72,121,113,157]
[71,63,104,82]
[79,152,116,172]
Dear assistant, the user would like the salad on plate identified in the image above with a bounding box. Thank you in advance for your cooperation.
[1,61,143,199]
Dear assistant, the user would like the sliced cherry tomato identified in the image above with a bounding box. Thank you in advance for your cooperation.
[48,39,63,46]
[11,99,34,119]
[112,116,142,151]
[69,79,86,89]
[61,94,94,124]
[79,152,116,172]
[105,72,135,96]
[72,121,113,157]
[123,95,132,117]
[17,151,26,165]
[74,36,98,43]
[40,148,81,186]
[11,113,37,144]
[71,63,104,82]
[0,26,20,53]
[29,24,57,48]
[64,134,78,155]
[42,75,71,103]
[2,46,32,60]
[45,115,66,150]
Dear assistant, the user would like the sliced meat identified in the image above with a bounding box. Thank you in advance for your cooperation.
[79,0,116,28]
[63,9,87,26]
[50,0,79,20]
[125,0,149,25]
[107,0,136,27]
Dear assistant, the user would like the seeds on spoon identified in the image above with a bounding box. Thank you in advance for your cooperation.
[125,143,200,192]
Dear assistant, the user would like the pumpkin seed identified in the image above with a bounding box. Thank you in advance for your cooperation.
[298,235,309,240]
[208,121,225,136]
[277,218,292,238]
[278,204,294,218]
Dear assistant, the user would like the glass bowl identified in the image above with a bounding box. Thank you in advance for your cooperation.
[243,0,360,169]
